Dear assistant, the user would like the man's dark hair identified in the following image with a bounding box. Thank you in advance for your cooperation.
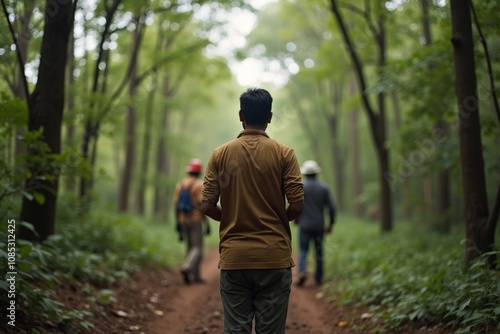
[240,88,273,125]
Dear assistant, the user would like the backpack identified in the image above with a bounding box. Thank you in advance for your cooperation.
[176,181,196,214]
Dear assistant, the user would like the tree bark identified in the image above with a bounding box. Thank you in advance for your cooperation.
[19,0,76,241]
[449,0,495,268]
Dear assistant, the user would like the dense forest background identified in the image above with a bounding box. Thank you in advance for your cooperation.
[2,0,498,256]
[0,0,499,332]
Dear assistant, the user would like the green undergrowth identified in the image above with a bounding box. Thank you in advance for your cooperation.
[322,216,500,334]
[0,195,218,332]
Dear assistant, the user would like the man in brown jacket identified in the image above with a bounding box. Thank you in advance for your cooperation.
[202,88,304,334]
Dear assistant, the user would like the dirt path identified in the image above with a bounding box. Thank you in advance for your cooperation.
[14,246,452,333]
[149,247,353,334]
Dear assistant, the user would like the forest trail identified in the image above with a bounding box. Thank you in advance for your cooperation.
[12,245,452,333]
[149,247,354,334]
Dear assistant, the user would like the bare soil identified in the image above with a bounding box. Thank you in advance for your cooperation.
[6,247,453,334]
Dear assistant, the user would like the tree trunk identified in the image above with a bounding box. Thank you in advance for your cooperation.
[375,16,392,233]
[436,121,451,231]
[135,77,157,214]
[118,18,143,212]
[289,84,323,162]
[117,86,137,212]
[348,78,363,217]
[330,0,392,232]
[19,0,75,241]
[153,75,172,219]
[78,0,122,199]
[449,0,494,268]
[326,81,344,211]
[420,0,451,232]
[65,25,77,195]
[12,1,35,163]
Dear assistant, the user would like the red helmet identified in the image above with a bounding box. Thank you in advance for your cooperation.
[185,159,203,174]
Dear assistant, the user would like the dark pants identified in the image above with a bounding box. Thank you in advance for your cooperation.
[220,268,292,334]
[298,229,324,284]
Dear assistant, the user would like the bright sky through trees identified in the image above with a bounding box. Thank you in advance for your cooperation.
[200,0,288,87]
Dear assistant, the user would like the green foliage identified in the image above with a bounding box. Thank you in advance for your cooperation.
[323,216,500,333]
[0,196,191,331]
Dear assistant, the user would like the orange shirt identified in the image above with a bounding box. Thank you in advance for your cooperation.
[202,129,304,270]
[174,176,205,223]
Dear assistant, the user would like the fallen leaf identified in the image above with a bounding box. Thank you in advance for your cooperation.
[112,310,129,318]
[315,292,324,299]
[361,312,373,319]
[338,320,348,327]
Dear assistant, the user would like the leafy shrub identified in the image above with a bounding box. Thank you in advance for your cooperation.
[0,195,189,332]
[323,216,500,333]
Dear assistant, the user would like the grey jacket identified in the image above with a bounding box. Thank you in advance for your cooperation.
[295,178,336,232]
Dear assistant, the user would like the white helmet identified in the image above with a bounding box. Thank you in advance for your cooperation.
[300,160,321,175]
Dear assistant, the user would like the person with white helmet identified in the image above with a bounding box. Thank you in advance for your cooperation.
[295,160,336,287]
[173,158,209,284]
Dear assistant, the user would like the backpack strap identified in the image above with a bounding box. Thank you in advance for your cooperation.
[178,179,198,213]
[181,179,197,193]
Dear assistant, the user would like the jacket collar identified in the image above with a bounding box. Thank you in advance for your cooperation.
[237,129,269,138]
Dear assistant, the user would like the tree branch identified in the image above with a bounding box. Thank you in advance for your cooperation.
[1,0,31,110]
[329,0,379,145]
[338,1,379,38]
[470,0,500,130]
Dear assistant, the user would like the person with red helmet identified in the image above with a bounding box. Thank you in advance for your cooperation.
[173,158,209,284]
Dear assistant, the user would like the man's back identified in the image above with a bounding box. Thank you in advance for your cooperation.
[297,178,334,231]
[203,129,303,269]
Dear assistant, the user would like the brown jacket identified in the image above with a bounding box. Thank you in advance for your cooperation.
[202,129,304,270]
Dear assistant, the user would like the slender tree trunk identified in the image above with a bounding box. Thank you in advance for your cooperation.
[78,0,122,199]
[117,84,137,212]
[65,26,77,195]
[328,83,344,211]
[289,84,323,162]
[19,0,76,241]
[420,0,451,231]
[118,18,143,212]
[449,0,495,268]
[391,91,412,221]
[154,75,172,219]
[436,121,451,231]
[375,16,392,233]
[330,0,392,232]
[135,77,157,214]
[349,78,363,217]
[7,0,34,164]
[423,176,433,223]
